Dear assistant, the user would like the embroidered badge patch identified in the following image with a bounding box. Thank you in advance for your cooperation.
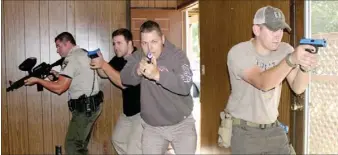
[61,59,69,71]
[180,64,193,83]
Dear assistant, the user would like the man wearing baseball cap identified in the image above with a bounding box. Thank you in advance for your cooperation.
[225,5,318,154]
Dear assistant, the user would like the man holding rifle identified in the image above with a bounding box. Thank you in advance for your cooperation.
[24,32,103,155]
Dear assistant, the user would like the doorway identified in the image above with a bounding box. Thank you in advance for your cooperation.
[130,3,201,153]
[184,2,201,154]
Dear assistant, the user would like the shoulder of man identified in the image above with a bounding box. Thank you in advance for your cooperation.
[63,47,88,67]
[71,47,87,56]
[125,49,144,61]
[228,40,252,59]
[163,39,186,59]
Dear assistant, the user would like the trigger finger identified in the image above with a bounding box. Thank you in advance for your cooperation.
[303,44,314,50]
[302,61,312,67]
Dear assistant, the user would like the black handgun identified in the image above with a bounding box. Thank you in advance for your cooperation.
[6,57,65,92]
[299,38,327,54]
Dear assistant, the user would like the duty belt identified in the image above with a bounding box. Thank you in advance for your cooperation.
[232,118,279,129]
[68,91,103,114]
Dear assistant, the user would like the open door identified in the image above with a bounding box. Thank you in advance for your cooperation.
[300,1,338,154]
[130,9,183,49]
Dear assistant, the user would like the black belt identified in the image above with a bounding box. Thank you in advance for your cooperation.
[68,91,103,114]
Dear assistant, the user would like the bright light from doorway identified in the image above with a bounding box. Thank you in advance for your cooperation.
[186,4,201,154]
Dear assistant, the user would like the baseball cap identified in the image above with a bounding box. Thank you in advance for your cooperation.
[253,5,291,32]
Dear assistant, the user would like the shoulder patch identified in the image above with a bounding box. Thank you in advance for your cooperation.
[61,59,69,71]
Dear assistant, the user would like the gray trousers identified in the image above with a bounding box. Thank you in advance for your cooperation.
[111,113,143,154]
[231,120,292,154]
[141,114,197,154]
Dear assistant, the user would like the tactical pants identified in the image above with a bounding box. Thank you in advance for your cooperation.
[141,114,197,154]
[231,119,292,154]
[111,113,143,154]
[65,104,102,155]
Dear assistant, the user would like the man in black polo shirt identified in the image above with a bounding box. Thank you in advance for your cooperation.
[90,28,141,154]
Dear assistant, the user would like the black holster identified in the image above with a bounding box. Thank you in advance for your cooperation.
[68,91,104,116]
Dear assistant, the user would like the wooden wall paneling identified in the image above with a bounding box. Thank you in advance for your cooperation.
[88,1,97,51]
[49,1,70,152]
[109,0,128,154]
[130,0,179,9]
[177,0,185,6]
[1,0,9,153]
[75,1,89,49]
[155,0,167,8]
[2,0,125,154]
[110,1,125,126]
[177,0,197,10]
[106,2,117,153]
[87,1,98,152]
[24,1,44,154]
[66,0,76,128]
[167,0,177,8]
[167,10,183,49]
[67,0,75,40]
[129,0,197,9]
[215,1,249,153]
[130,0,136,8]
[4,1,29,154]
[148,0,155,8]
[111,1,128,29]
[131,0,149,8]
[229,1,253,46]
[200,1,230,153]
[290,0,305,154]
[91,1,112,154]
[40,1,53,154]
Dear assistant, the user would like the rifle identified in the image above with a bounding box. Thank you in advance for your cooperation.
[300,38,327,54]
[6,57,65,92]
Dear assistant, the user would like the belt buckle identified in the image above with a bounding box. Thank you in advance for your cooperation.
[259,124,267,129]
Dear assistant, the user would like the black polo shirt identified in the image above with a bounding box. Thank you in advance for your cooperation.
[108,51,141,117]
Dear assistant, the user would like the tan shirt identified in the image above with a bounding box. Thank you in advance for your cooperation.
[59,46,100,99]
[226,39,293,124]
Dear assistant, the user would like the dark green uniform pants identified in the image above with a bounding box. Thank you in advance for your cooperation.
[65,105,102,155]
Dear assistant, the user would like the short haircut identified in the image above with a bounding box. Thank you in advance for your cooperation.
[112,28,133,43]
[140,20,163,36]
[54,32,76,45]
